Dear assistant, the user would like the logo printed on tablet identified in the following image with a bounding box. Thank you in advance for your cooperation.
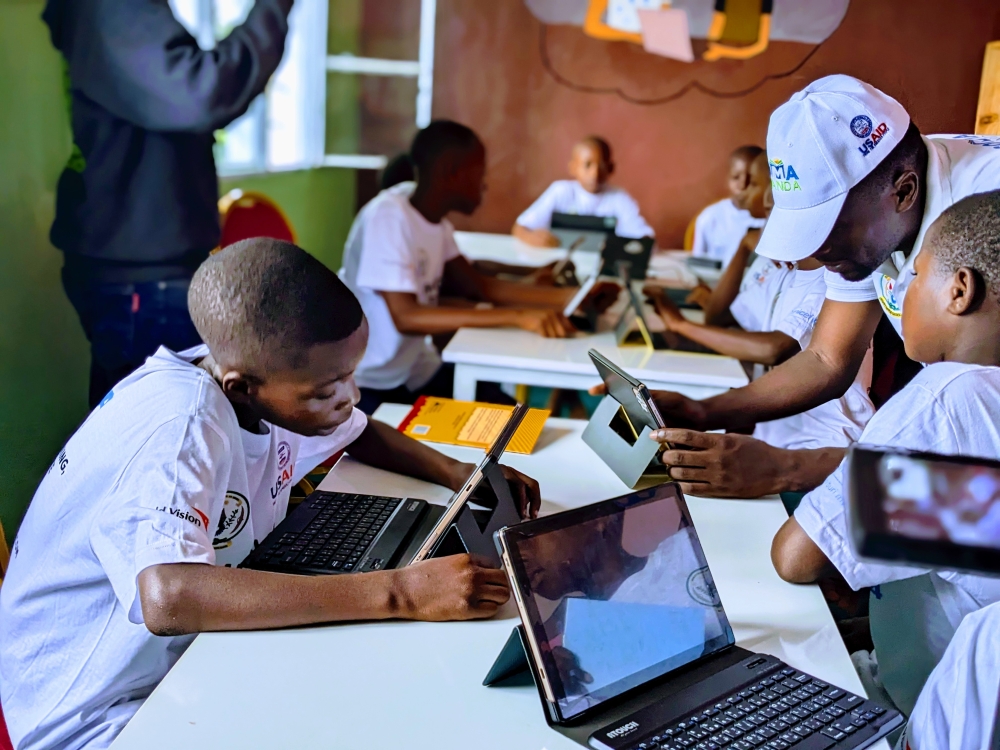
[624,240,644,255]
[687,566,722,608]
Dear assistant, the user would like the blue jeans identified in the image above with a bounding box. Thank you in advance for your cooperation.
[62,270,202,408]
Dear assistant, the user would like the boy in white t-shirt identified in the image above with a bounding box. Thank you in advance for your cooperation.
[512,136,654,247]
[690,145,768,266]
[651,152,874,450]
[340,120,616,413]
[771,190,1000,715]
[900,600,1000,750]
[0,238,542,750]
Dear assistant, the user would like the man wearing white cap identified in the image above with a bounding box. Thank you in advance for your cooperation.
[648,74,1000,498]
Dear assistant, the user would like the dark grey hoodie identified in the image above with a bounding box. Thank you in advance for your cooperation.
[43,0,293,273]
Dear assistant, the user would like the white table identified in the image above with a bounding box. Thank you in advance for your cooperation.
[442,328,749,401]
[112,405,883,750]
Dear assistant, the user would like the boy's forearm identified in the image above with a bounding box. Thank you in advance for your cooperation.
[705,246,752,323]
[673,319,798,366]
[346,417,470,491]
[138,563,402,635]
[480,275,572,310]
[387,301,526,335]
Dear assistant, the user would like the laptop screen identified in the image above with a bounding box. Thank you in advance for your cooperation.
[504,485,734,721]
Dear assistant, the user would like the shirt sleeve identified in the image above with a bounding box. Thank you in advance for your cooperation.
[354,200,420,294]
[89,416,232,624]
[824,268,879,302]
[516,183,562,230]
[773,290,824,348]
[288,408,369,485]
[613,191,655,239]
[794,383,959,590]
[729,287,762,332]
[59,0,292,133]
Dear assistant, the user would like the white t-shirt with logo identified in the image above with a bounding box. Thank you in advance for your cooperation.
[339,182,461,391]
[794,362,1000,713]
[824,135,1000,335]
[691,198,767,265]
[0,346,367,750]
[901,600,1000,750]
[516,179,654,239]
[729,257,875,450]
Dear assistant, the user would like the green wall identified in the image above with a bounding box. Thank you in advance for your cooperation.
[0,0,358,540]
[0,0,90,541]
[219,169,355,271]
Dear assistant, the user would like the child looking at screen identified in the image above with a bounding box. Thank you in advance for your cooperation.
[339,121,616,414]
[770,190,1000,716]
[649,151,874,451]
[690,145,768,266]
[512,136,653,247]
[0,238,541,750]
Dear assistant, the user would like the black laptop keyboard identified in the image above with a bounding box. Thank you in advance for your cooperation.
[255,493,401,572]
[630,668,887,750]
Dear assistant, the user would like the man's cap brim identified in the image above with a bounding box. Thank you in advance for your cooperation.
[755,193,847,262]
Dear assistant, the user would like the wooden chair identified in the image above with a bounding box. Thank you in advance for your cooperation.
[217,189,296,250]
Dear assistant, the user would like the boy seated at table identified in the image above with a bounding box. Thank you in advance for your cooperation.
[649,151,874,451]
[512,136,654,247]
[770,190,1000,716]
[690,144,767,266]
[0,238,543,750]
[339,120,617,415]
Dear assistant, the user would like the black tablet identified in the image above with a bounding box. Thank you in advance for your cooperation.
[847,445,1000,576]
[495,484,735,725]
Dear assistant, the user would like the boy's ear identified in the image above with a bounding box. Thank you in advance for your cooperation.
[220,370,254,405]
[606,159,615,176]
[948,266,986,316]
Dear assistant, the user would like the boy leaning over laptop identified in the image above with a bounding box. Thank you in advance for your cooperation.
[0,238,542,750]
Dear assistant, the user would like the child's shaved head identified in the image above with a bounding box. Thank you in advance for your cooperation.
[570,136,614,193]
[928,190,1000,297]
[189,238,364,373]
[730,145,764,165]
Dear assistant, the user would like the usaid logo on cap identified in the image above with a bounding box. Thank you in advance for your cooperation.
[850,115,872,138]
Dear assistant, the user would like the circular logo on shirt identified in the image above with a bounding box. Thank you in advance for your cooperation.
[213,491,250,549]
[850,115,873,139]
[876,274,902,318]
[687,566,722,608]
[277,441,292,470]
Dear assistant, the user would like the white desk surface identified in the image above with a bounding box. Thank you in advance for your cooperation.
[442,328,749,390]
[113,405,881,750]
[454,231,706,288]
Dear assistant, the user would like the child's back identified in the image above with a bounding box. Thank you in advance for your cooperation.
[733,258,874,450]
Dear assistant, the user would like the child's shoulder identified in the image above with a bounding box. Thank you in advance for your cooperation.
[908,361,1000,393]
[698,198,735,220]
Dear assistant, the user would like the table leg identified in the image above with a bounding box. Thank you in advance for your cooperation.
[452,365,478,400]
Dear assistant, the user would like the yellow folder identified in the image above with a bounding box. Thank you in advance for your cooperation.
[398,397,549,454]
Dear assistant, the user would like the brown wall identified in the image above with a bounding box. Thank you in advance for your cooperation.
[432,0,1000,247]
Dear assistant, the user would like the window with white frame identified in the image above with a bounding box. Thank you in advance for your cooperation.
[168,0,435,176]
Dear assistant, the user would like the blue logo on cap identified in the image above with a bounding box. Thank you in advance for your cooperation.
[850,115,873,138]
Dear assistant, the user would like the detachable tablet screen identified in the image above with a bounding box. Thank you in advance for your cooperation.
[849,446,1000,570]
[503,485,734,721]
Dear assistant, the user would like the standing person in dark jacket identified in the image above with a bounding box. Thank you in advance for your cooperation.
[42,0,294,407]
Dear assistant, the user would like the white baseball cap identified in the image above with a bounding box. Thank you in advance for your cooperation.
[756,75,911,262]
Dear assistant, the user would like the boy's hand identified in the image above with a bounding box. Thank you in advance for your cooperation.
[515,309,576,338]
[645,285,686,331]
[499,464,542,519]
[585,281,624,314]
[392,554,510,621]
[685,283,713,310]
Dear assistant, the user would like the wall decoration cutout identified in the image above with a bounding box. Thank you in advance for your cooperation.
[525,0,849,62]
